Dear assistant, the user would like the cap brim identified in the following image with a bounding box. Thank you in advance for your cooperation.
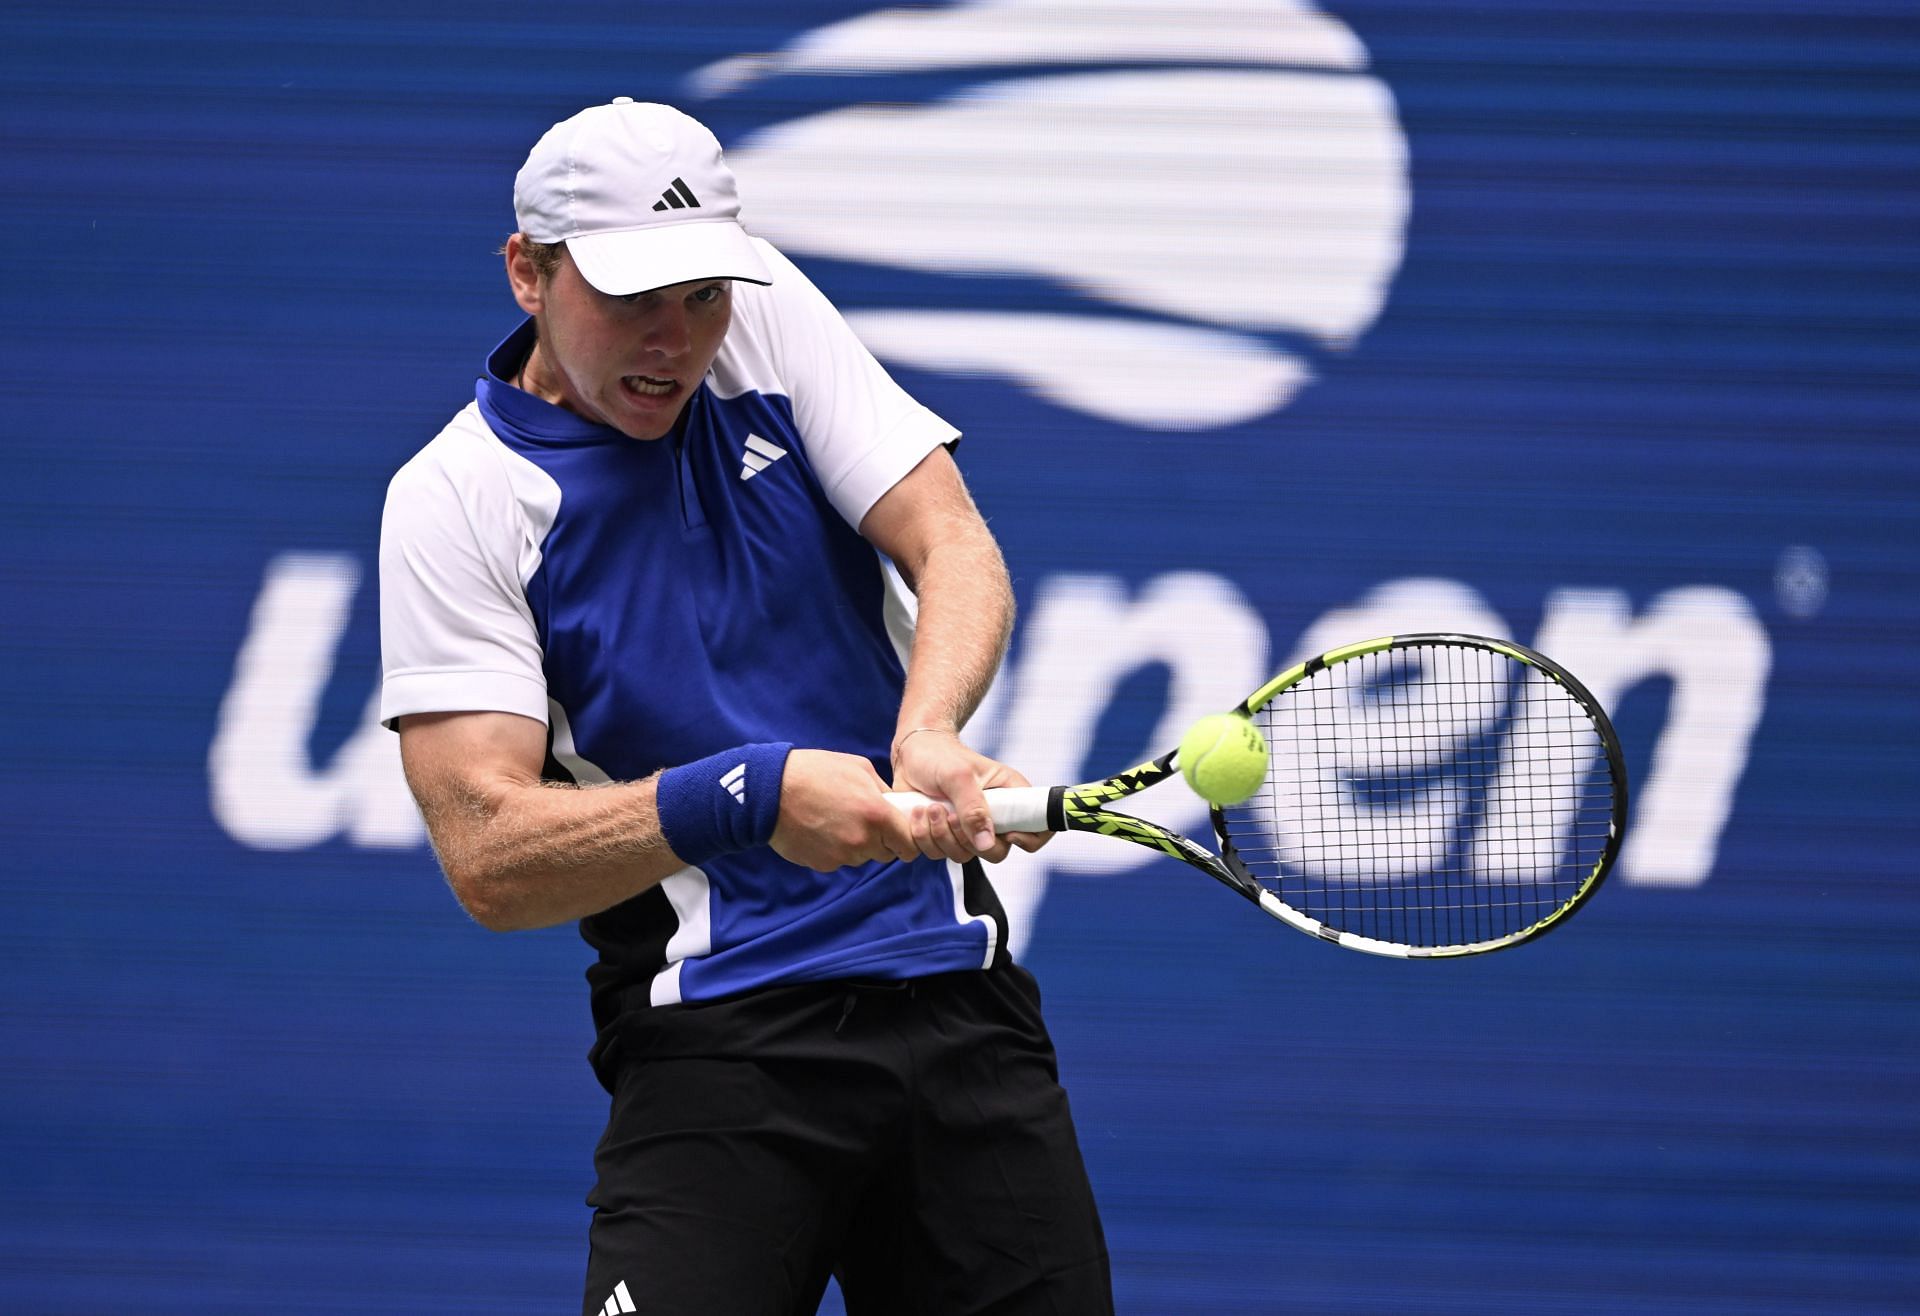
[567,220,774,296]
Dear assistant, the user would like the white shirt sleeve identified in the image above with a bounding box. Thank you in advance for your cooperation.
[377,409,558,730]
[727,239,961,529]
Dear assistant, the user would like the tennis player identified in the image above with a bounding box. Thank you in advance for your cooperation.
[377,98,1112,1314]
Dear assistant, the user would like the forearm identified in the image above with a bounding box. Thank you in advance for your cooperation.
[417,770,686,933]
[884,526,1044,862]
[893,528,1015,746]
[402,705,924,929]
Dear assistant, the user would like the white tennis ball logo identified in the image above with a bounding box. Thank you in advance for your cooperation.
[1179,713,1271,807]
[693,0,1409,432]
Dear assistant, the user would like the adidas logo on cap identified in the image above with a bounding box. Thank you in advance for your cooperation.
[652,176,701,211]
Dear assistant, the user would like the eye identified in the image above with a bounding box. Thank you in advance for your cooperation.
[690,283,727,305]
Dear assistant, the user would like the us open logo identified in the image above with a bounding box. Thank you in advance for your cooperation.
[692,0,1410,431]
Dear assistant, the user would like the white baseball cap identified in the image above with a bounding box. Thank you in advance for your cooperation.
[513,98,774,295]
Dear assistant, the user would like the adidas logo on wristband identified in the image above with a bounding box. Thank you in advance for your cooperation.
[656,742,792,866]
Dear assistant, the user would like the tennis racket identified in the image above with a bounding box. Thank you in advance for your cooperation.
[889,633,1627,958]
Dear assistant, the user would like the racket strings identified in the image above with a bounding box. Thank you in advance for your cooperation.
[1224,642,1617,950]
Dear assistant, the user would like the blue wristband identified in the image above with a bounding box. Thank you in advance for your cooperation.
[655,742,793,867]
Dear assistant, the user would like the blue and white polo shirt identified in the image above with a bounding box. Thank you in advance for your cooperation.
[378,240,1007,1029]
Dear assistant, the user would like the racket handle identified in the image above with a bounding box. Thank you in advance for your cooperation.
[883,786,1053,835]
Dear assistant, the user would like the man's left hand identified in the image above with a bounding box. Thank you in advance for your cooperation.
[890,729,1052,865]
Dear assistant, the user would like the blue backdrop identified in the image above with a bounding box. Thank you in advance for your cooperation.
[3,2,1916,1312]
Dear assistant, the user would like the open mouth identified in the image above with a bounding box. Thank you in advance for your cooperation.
[622,375,677,398]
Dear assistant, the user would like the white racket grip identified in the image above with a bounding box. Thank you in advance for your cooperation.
[883,786,1053,834]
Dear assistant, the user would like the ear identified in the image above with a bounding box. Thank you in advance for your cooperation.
[505,234,545,316]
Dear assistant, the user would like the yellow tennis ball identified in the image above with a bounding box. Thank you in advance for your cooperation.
[1178,712,1269,806]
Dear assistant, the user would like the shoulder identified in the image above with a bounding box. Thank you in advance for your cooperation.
[383,403,561,559]
[710,239,846,399]
[389,403,507,498]
[711,239,960,529]
[387,403,488,504]
[733,237,829,320]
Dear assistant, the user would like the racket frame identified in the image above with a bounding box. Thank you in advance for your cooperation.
[1045,632,1629,958]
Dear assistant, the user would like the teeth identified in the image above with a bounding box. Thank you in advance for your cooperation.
[624,376,674,396]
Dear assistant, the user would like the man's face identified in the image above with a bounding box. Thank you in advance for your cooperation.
[511,242,733,441]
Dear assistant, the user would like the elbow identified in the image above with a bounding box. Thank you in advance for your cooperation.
[465,897,527,935]
[444,864,528,933]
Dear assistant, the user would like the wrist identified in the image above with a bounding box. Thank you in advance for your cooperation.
[655,743,793,867]
[891,725,957,758]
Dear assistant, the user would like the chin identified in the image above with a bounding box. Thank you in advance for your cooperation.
[599,398,682,442]
[616,419,677,442]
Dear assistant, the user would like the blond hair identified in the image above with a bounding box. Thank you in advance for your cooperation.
[499,235,565,279]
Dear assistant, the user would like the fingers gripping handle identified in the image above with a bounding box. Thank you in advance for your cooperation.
[883,786,1053,835]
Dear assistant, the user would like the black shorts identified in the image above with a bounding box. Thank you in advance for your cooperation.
[581,963,1113,1316]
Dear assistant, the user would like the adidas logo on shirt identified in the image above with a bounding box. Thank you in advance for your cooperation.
[598,1281,637,1315]
[652,177,700,211]
[739,433,787,480]
[720,762,747,805]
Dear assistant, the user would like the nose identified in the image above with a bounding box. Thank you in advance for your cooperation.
[640,298,692,357]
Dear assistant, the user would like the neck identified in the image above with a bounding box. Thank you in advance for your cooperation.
[515,341,561,406]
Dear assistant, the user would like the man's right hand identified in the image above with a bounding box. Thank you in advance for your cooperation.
[770,748,922,872]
